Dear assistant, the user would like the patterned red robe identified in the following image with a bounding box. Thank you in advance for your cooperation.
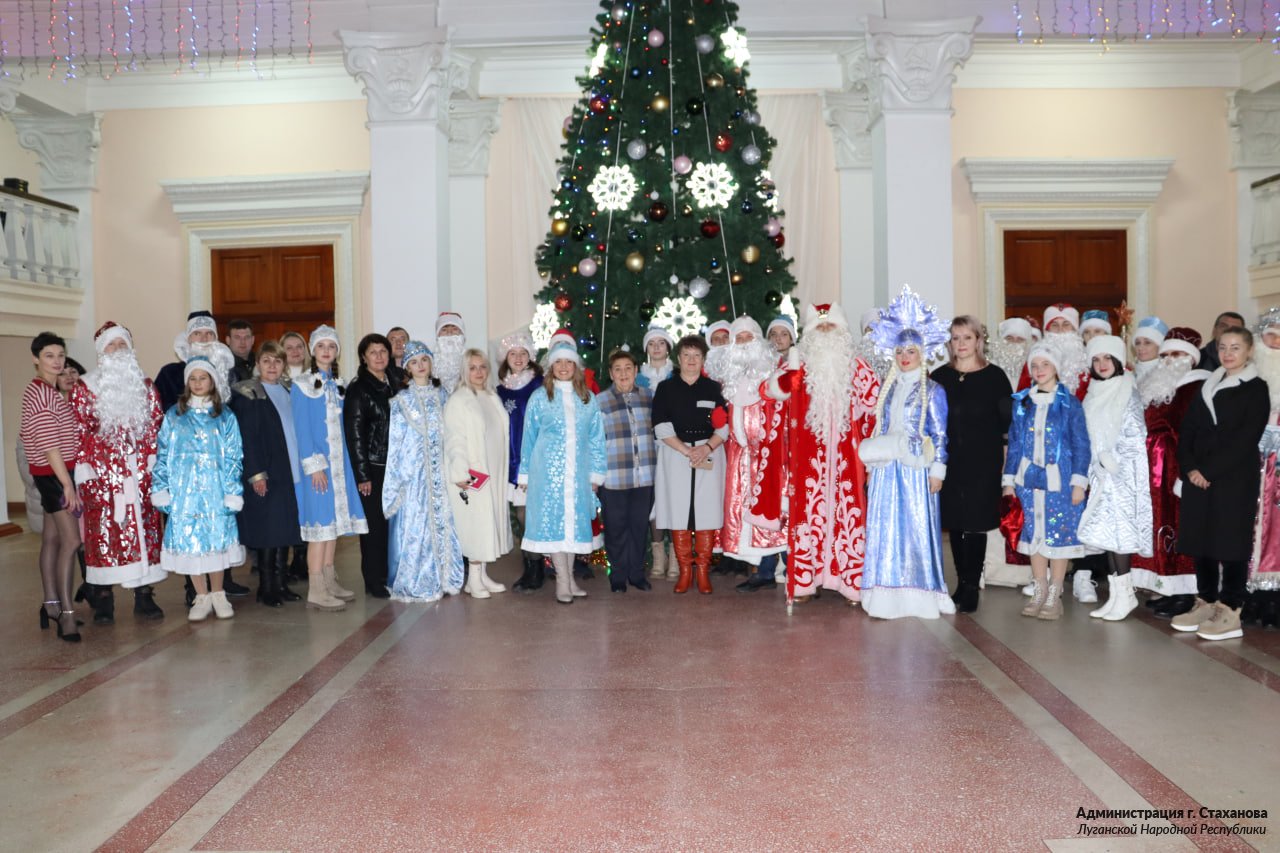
[1130,378,1203,594]
[764,359,879,601]
[720,391,788,561]
[69,378,165,587]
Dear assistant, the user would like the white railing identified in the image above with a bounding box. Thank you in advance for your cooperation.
[0,189,80,288]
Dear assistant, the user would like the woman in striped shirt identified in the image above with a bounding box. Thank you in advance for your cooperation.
[19,332,83,642]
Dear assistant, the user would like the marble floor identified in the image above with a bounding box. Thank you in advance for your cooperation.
[2,518,1278,853]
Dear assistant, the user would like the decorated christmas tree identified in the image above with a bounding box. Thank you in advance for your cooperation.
[531,0,798,374]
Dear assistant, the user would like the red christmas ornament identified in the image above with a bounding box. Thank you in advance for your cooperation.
[648,201,669,222]
[714,133,733,153]
[554,292,573,312]
[772,232,786,248]
[719,304,728,313]
[589,97,607,113]
[700,219,721,239]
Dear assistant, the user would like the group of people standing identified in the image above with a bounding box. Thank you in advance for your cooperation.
[17,290,1280,642]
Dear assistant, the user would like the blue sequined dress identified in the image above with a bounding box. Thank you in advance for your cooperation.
[152,399,246,575]
[859,369,955,619]
[382,383,465,602]
[291,371,368,542]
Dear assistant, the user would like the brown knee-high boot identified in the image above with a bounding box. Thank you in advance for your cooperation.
[671,530,694,594]
[693,531,715,594]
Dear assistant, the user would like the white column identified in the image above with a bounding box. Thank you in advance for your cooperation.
[448,93,502,350]
[865,16,978,319]
[823,49,875,322]
[1228,91,1280,318]
[341,29,461,340]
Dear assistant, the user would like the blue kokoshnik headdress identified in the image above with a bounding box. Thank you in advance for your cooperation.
[868,284,950,360]
[402,340,433,366]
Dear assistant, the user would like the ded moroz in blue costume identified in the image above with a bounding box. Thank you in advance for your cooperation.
[858,286,955,620]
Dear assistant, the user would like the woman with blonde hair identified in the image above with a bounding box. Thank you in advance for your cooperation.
[445,348,513,599]
[518,343,606,604]
[931,315,1013,612]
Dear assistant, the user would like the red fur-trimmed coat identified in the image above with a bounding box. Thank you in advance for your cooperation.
[765,358,880,601]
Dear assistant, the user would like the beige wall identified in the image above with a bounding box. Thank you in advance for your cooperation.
[0,116,42,194]
[94,101,371,377]
[952,88,1236,333]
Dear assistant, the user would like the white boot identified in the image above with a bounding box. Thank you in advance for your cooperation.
[1090,575,1118,619]
[553,554,573,604]
[568,562,588,598]
[477,563,506,593]
[210,590,235,619]
[1073,570,1098,603]
[323,564,355,601]
[1102,573,1139,622]
[188,593,213,622]
[649,542,667,579]
[465,565,491,599]
[1022,582,1036,597]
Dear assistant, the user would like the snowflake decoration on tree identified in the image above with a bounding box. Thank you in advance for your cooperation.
[588,41,610,77]
[652,296,708,339]
[780,294,798,324]
[588,164,638,212]
[688,162,738,210]
[531,302,559,350]
[757,170,780,212]
[720,28,750,65]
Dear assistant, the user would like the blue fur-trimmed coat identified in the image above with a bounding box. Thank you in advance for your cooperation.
[1002,383,1092,559]
[518,381,606,554]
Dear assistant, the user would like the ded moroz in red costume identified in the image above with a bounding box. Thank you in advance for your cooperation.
[765,304,879,605]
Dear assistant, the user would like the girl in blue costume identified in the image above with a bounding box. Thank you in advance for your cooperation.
[291,325,367,612]
[858,286,954,620]
[382,341,465,602]
[518,342,607,605]
[496,332,546,592]
[1003,344,1092,621]
[152,345,244,622]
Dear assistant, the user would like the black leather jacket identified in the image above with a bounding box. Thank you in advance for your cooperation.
[343,367,399,483]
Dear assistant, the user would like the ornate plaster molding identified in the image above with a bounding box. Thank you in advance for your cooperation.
[864,16,978,125]
[10,112,102,191]
[339,29,465,126]
[160,172,370,223]
[448,96,503,177]
[0,81,18,114]
[1228,90,1280,170]
[960,158,1173,204]
[822,90,872,171]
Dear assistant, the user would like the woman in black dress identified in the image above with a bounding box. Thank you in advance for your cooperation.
[931,315,1013,612]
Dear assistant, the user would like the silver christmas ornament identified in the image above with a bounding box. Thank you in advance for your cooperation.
[689,277,711,299]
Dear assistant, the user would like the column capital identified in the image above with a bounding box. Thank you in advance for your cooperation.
[823,90,872,171]
[0,81,18,114]
[449,96,503,177]
[339,29,466,127]
[1228,90,1280,170]
[10,112,101,191]
[864,16,979,124]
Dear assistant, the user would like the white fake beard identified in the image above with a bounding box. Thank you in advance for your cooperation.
[1138,357,1192,407]
[799,326,856,442]
[434,335,466,389]
[853,335,891,380]
[1041,332,1090,393]
[989,339,1029,384]
[91,349,151,440]
[708,338,776,403]
[1254,341,1280,411]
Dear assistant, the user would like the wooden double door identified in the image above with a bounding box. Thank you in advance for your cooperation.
[1003,229,1127,325]
[211,244,335,345]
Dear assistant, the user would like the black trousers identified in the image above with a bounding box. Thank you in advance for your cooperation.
[598,485,654,587]
[356,466,389,593]
[1195,557,1248,609]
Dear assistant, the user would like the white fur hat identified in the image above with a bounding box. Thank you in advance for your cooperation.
[641,324,674,352]
[859,309,880,333]
[545,342,582,366]
[498,331,535,364]
[704,320,732,344]
[1043,303,1080,332]
[1026,344,1060,377]
[309,324,340,355]
[729,316,763,341]
[435,312,466,338]
[766,316,796,341]
[1086,334,1126,367]
[94,321,133,355]
[998,317,1033,342]
[803,303,849,336]
[1134,316,1169,345]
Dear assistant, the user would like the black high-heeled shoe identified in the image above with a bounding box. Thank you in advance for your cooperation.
[39,600,58,630]
[56,611,81,643]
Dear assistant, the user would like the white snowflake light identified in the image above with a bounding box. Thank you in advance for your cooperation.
[757,169,780,212]
[531,302,559,350]
[588,41,609,77]
[720,28,750,66]
[688,161,738,210]
[652,296,708,340]
[780,295,798,323]
[588,164,638,212]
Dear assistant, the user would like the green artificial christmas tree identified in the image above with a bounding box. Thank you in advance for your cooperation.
[531,0,798,375]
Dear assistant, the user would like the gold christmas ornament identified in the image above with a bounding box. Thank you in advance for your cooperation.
[551,219,569,237]
[705,72,724,89]
[740,244,761,264]
[625,252,646,272]
[731,271,745,285]
[651,94,670,112]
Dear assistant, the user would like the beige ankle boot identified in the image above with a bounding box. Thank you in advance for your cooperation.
[323,564,355,601]
[1037,583,1063,620]
[1021,582,1047,617]
[306,574,347,611]
[665,541,679,581]
[650,542,667,579]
